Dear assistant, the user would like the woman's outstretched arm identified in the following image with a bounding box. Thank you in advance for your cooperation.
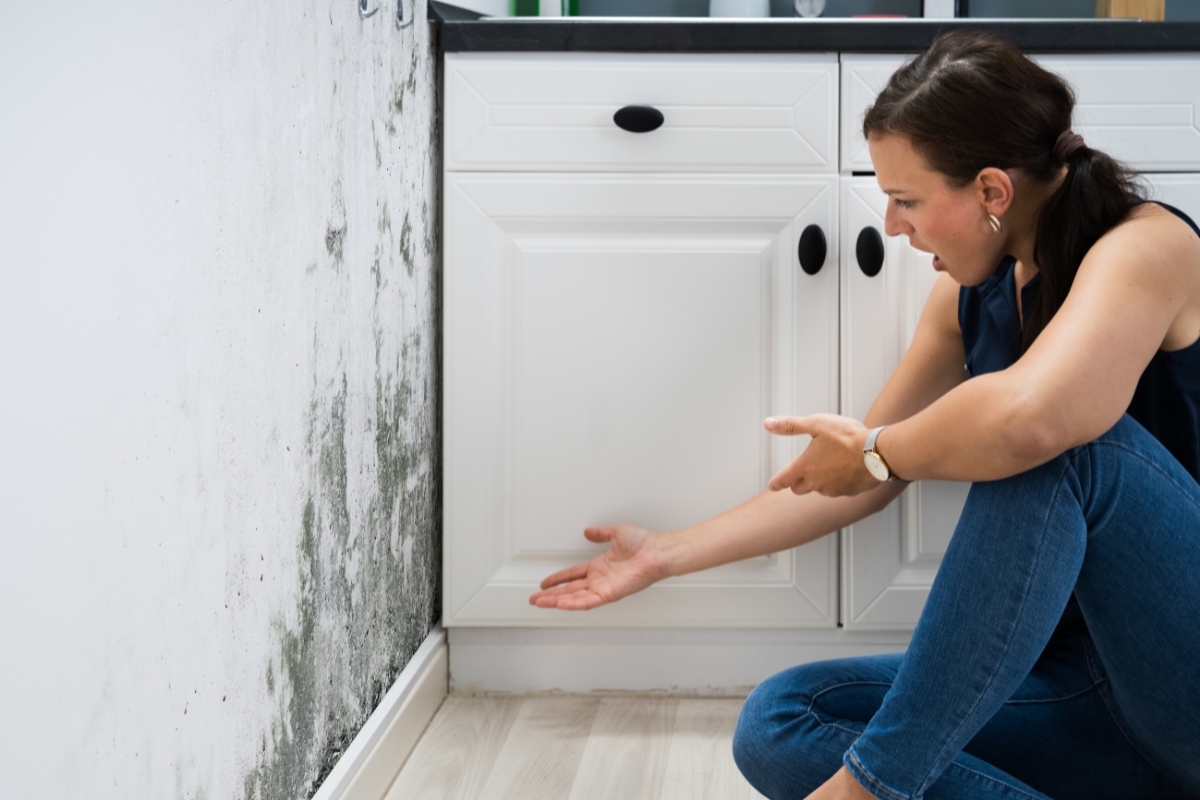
[529,486,905,611]
[531,271,969,611]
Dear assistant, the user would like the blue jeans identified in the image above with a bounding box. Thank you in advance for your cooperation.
[733,415,1200,799]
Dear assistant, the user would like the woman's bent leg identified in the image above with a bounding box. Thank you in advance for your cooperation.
[734,655,899,800]
[1068,419,1200,787]
[734,654,1060,800]
[845,415,1200,799]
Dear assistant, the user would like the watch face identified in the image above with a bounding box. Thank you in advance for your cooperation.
[864,452,891,482]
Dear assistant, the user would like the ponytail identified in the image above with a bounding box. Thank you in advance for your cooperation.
[1024,146,1140,350]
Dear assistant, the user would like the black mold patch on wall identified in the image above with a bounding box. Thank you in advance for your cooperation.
[238,7,441,797]
[324,224,347,264]
[399,211,414,277]
[241,327,439,800]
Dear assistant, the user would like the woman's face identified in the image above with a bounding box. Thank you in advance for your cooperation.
[867,133,1007,287]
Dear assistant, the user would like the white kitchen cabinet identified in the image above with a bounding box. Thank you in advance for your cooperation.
[443,172,840,626]
[841,54,1200,174]
[443,50,1200,666]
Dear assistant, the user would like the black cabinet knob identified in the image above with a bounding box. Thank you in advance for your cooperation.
[797,224,826,276]
[856,226,885,277]
[613,105,664,133]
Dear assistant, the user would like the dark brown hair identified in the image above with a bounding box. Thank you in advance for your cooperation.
[862,31,1141,350]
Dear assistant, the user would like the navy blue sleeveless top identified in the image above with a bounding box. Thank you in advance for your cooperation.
[959,201,1200,482]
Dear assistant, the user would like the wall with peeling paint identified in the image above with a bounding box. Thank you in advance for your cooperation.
[0,1,440,798]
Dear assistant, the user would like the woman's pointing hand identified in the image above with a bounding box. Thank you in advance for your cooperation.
[765,414,879,497]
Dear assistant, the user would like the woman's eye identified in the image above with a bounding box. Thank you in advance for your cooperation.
[892,198,914,209]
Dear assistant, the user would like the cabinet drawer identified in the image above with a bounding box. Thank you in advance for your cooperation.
[446,53,838,173]
[1041,55,1200,172]
[841,54,1200,173]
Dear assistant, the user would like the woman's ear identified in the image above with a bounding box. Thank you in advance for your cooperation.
[975,167,1015,218]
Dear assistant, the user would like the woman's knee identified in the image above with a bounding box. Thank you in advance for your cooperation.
[733,657,900,797]
[732,670,794,782]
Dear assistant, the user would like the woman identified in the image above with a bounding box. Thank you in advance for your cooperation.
[530,32,1200,800]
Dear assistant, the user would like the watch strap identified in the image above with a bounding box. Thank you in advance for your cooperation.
[864,425,886,455]
[864,425,910,483]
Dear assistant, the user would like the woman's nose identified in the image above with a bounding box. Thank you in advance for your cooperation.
[883,205,904,238]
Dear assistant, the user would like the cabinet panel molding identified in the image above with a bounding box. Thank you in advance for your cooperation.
[444,173,839,626]
[1040,56,1200,172]
[839,177,968,631]
[840,54,907,174]
[446,53,839,173]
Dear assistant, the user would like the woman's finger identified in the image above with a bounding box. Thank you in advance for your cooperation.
[533,579,591,599]
[539,562,589,590]
[790,478,813,496]
[768,451,809,492]
[531,584,603,610]
[555,590,604,611]
[764,415,818,436]
[583,526,616,542]
[531,578,593,606]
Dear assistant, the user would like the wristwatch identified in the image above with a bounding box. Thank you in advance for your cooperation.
[863,426,908,483]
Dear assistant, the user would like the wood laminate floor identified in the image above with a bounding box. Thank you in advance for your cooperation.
[386,696,768,800]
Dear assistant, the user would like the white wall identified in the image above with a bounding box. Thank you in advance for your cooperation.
[0,0,441,797]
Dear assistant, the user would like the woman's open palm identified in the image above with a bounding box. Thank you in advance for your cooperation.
[529,524,666,611]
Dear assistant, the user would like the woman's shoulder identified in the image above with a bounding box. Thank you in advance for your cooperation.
[1081,200,1200,352]
[1086,200,1200,278]
[1113,200,1200,244]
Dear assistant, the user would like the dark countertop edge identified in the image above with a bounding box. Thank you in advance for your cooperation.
[434,18,1200,54]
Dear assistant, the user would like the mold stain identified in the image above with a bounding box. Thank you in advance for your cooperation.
[378,202,392,237]
[421,199,433,263]
[238,20,440,800]
[372,203,392,292]
[324,224,346,265]
[399,211,413,277]
[326,183,348,267]
[240,238,437,800]
[384,50,420,137]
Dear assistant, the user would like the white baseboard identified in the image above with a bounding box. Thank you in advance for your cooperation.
[313,624,448,800]
[448,627,911,696]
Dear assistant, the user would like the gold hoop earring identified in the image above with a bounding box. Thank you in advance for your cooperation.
[987,213,1003,233]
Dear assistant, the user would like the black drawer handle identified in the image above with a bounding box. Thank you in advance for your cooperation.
[797,224,826,276]
[613,105,664,133]
[856,226,885,277]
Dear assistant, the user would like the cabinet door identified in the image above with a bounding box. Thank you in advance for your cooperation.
[444,173,839,626]
[839,176,969,631]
